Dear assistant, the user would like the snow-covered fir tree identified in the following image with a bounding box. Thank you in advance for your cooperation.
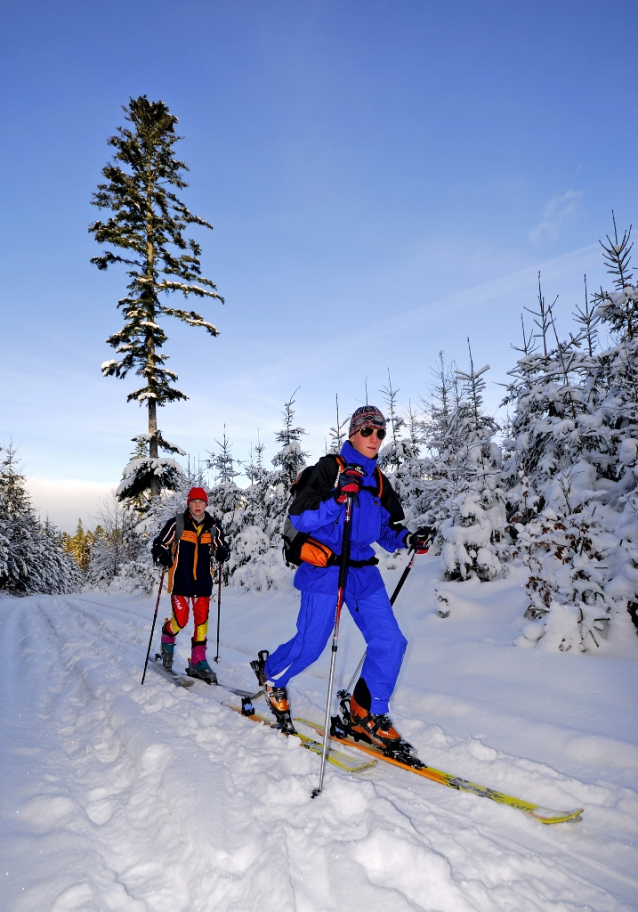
[501,277,588,510]
[224,395,310,592]
[377,371,406,473]
[383,400,428,528]
[206,431,244,584]
[436,342,506,583]
[247,392,309,589]
[416,351,464,528]
[90,95,223,499]
[505,224,638,651]
[226,437,274,590]
[0,445,82,595]
[271,389,309,491]
[117,434,185,516]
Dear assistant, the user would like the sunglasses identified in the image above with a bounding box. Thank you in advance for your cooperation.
[359,426,386,440]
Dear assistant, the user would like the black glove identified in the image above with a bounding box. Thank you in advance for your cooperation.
[335,464,364,503]
[216,544,230,563]
[406,526,436,553]
[155,552,172,569]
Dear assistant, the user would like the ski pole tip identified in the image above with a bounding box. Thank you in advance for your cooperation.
[311,788,321,799]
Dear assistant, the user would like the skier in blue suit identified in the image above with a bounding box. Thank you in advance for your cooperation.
[251,405,432,751]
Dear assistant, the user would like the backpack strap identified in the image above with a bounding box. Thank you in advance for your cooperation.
[174,513,185,548]
[336,455,382,497]
[168,513,186,594]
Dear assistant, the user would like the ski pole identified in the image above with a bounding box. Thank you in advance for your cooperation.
[214,562,223,663]
[141,570,165,685]
[345,547,418,695]
[312,492,354,799]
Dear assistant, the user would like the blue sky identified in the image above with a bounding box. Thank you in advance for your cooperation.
[1,0,636,530]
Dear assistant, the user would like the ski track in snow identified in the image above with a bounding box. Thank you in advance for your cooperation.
[1,577,637,912]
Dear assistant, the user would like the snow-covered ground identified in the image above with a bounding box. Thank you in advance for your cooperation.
[2,554,638,912]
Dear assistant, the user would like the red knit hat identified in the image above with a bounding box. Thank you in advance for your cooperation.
[187,486,209,505]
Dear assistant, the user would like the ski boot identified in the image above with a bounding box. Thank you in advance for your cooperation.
[160,621,176,671]
[250,650,296,734]
[186,638,218,685]
[336,679,416,761]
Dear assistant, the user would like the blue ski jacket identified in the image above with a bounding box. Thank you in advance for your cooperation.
[290,440,409,599]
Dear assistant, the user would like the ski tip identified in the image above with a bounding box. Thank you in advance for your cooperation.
[530,806,584,824]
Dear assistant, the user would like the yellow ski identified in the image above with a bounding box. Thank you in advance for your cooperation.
[297,717,583,824]
[223,704,377,773]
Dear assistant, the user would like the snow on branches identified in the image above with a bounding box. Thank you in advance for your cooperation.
[90,96,223,498]
[77,215,638,648]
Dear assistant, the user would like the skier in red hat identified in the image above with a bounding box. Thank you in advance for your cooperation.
[152,487,229,682]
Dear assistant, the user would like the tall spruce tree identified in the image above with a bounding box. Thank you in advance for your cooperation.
[90,96,223,498]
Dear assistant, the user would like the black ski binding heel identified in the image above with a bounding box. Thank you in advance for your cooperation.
[241,696,255,716]
[250,650,270,685]
[330,714,349,739]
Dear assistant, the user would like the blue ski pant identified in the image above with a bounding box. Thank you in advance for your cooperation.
[264,587,408,715]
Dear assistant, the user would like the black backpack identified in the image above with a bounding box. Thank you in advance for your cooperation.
[282,456,383,567]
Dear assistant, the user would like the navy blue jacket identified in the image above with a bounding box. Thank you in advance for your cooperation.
[290,440,409,598]
[152,510,226,597]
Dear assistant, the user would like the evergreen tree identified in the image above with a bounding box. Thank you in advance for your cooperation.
[39,520,84,595]
[574,275,599,359]
[505,224,638,650]
[416,351,465,527]
[223,395,309,592]
[206,430,243,584]
[592,215,637,340]
[90,96,223,498]
[437,341,505,582]
[378,370,406,472]
[328,395,348,455]
[501,277,588,509]
[208,427,241,485]
[422,351,460,454]
[225,436,277,590]
[0,445,81,595]
[0,444,40,594]
[62,519,95,572]
[271,389,309,491]
[383,400,427,527]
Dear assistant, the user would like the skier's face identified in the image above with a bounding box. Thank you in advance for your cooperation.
[350,428,383,460]
[189,499,207,520]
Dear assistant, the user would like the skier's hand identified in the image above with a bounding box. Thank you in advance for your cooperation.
[155,552,172,569]
[216,544,230,563]
[406,526,436,553]
[335,465,364,503]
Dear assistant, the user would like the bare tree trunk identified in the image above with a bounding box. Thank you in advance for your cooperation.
[148,397,159,498]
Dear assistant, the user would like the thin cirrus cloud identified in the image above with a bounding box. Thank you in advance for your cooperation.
[238,241,602,385]
[529,190,584,244]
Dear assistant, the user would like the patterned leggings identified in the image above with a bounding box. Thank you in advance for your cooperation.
[165,595,210,642]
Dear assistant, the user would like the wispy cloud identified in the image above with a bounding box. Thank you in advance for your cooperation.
[236,242,601,379]
[529,190,584,243]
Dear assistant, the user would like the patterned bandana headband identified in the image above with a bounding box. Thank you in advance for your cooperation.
[349,406,387,438]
